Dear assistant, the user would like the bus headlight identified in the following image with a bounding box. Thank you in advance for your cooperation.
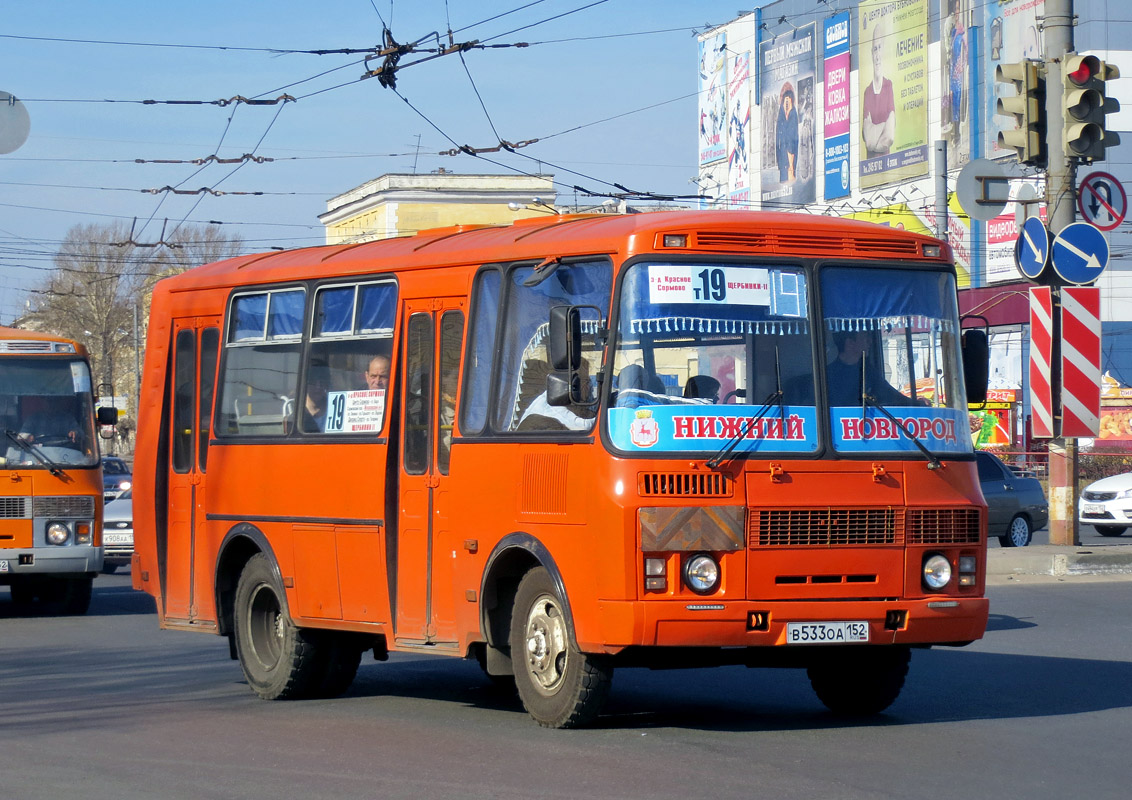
[922,554,952,590]
[46,522,72,546]
[683,553,720,595]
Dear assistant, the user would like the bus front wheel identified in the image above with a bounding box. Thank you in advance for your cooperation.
[509,567,612,728]
[807,646,910,716]
[234,553,325,700]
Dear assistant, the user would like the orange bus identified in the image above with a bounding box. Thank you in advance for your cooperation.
[133,211,990,727]
[1,327,117,614]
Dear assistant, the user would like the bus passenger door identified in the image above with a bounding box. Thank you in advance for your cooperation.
[164,319,221,622]
[395,300,465,645]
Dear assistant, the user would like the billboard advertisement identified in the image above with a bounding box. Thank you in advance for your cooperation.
[858,0,929,190]
[823,12,852,200]
[699,32,728,166]
[942,0,974,167]
[759,23,817,208]
[728,51,751,207]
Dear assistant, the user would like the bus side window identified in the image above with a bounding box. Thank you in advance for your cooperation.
[216,289,304,437]
[403,313,434,474]
[437,310,464,474]
[198,327,220,470]
[172,330,195,474]
[460,268,501,436]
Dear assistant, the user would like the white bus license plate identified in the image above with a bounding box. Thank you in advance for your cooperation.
[103,533,133,545]
[1084,504,1105,515]
[786,621,869,644]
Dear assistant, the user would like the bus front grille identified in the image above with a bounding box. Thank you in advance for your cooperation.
[749,508,901,547]
[32,495,96,518]
[639,472,731,498]
[0,497,31,518]
[748,506,982,547]
[905,508,982,544]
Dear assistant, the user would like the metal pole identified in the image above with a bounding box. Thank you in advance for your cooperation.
[935,140,948,239]
[1043,0,1079,546]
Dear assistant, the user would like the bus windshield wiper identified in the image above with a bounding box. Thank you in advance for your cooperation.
[707,347,786,470]
[705,390,784,469]
[860,395,942,470]
[4,429,65,477]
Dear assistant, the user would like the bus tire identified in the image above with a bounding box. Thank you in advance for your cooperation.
[234,553,325,700]
[509,567,612,728]
[807,646,910,716]
[313,634,363,699]
[58,576,93,616]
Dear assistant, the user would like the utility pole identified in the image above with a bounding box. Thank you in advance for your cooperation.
[1044,0,1079,546]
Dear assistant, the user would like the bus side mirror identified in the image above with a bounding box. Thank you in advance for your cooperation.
[962,328,989,405]
[549,305,582,372]
[97,406,118,426]
[546,372,572,407]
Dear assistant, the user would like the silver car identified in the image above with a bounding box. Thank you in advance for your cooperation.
[1079,472,1132,537]
[101,489,133,574]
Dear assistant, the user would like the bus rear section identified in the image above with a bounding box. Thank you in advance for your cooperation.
[0,327,113,615]
[131,211,989,727]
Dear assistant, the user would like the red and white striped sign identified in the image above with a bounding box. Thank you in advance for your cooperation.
[1029,287,1055,438]
[1060,286,1102,437]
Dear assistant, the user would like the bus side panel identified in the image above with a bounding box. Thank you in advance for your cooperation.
[204,441,392,627]
[132,285,175,616]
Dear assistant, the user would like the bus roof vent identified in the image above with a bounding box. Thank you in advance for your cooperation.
[0,340,67,354]
[638,472,732,498]
[692,230,920,257]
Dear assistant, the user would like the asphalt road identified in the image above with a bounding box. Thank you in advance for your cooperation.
[2,572,1131,800]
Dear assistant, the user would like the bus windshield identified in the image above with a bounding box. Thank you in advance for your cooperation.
[605,261,970,459]
[821,265,970,456]
[1,358,98,468]
[607,261,818,455]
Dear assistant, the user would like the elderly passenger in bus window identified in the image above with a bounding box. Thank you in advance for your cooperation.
[363,354,390,391]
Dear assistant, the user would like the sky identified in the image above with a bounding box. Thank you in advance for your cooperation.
[0,0,746,325]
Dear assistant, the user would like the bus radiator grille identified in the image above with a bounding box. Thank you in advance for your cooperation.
[905,508,982,544]
[748,508,901,547]
[0,497,31,518]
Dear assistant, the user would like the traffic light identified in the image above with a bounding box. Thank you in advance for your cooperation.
[1063,53,1121,162]
[996,61,1046,166]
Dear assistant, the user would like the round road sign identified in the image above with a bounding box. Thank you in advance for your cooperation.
[1052,222,1109,285]
[1078,171,1126,231]
[1015,216,1051,280]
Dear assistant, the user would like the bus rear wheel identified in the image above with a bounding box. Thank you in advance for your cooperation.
[807,646,910,716]
[509,567,612,728]
[234,554,325,700]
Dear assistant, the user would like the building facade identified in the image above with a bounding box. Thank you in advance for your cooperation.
[699,0,1132,450]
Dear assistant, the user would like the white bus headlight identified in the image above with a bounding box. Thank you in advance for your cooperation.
[46,522,72,545]
[923,554,952,590]
[683,553,720,594]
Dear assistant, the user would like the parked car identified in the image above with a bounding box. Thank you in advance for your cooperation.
[101,488,133,574]
[977,450,1049,547]
[102,455,131,501]
[1079,471,1132,537]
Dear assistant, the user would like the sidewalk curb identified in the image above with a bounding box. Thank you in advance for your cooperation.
[988,545,1132,577]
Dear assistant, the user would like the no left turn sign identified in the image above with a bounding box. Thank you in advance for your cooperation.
[1078,171,1127,231]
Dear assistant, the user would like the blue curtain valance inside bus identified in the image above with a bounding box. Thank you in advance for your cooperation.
[821,268,955,332]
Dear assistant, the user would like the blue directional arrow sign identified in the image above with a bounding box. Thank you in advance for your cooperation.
[1052,222,1109,285]
[1015,216,1051,280]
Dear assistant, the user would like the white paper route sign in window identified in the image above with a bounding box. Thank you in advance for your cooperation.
[648,265,770,306]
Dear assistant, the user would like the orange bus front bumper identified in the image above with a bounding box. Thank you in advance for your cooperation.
[591,596,989,652]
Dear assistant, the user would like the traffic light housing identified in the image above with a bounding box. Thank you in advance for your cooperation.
[996,61,1046,166]
[1063,53,1121,162]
